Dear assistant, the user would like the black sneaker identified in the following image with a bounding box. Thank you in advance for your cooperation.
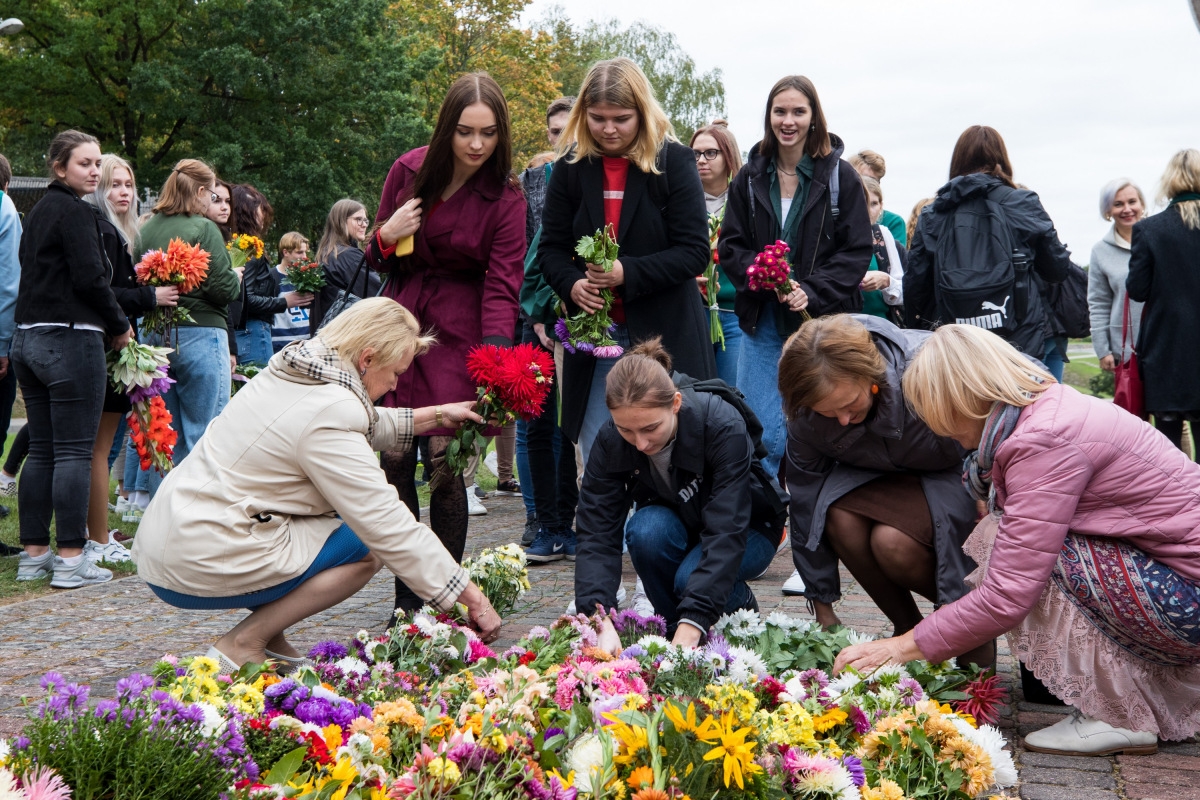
[521,516,539,546]
[495,480,522,497]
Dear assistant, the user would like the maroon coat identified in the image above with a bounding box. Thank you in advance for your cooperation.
[365,147,527,434]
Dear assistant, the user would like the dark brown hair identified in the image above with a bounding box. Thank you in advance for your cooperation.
[230,183,274,237]
[0,154,11,192]
[546,96,575,123]
[759,76,832,162]
[412,73,515,204]
[46,130,100,179]
[778,315,887,419]
[606,337,677,410]
[690,121,744,183]
[948,125,1016,188]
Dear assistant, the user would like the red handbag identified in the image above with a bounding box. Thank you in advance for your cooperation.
[1113,295,1145,418]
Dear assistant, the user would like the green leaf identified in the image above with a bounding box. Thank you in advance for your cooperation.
[262,745,308,786]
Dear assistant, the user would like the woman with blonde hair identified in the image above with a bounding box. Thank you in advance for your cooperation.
[777,314,982,655]
[137,159,241,479]
[836,323,1200,754]
[310,198,378,333]
[134,297,498,669]
[540,58,714,541]
[1126,150,1200,451]
[1088,179,1145,375]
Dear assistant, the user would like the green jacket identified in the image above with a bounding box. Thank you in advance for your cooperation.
[136,213,239,329]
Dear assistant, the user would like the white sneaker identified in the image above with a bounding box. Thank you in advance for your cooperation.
[0,479,15,497]
[16,551,53,581]
[84,539,132,564]
[484,450,499,476]
[466,489,487,516]
[112,496,132,514]
[1024,709,1157,756]
[782,569,806,596]
[565,585,626,616]
[122,507,143,524]
[50,556,113,589]
[631,577,655,616]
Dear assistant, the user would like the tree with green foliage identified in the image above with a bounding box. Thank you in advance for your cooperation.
[0,0,432,239]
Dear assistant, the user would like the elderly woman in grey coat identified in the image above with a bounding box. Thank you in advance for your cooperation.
[779,314,991,667]
[1088,179,1145,373]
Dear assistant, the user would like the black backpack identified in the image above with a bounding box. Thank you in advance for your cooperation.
[932,186,1030,339]
[1046,262,1090,339]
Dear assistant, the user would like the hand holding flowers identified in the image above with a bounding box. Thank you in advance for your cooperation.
[135,238,211,337]
[284,259,326,295]
[558,225,625,358]
[227,233,265,271]
[747,239,812,320]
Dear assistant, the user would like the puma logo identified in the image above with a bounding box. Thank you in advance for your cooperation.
[980,296,1010,319]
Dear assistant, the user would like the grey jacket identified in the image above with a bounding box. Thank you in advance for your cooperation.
[784,315,978,606]
[1087,226,1142,363]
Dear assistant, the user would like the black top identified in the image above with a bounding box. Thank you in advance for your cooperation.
[574,386,788,631]
[96,213,156,335]
[238,256,285,327]
[310,246,381,334]
[16,181,129,336]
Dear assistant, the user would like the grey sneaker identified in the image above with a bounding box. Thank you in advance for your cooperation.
[16,551,53,581]
[84,539,132,564]
[521,515,539,546]
[50,556,113,589]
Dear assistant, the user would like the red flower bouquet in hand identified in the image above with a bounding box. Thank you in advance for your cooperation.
[746,239,811,321]
[437,343,555,488]
[135,238,211,337]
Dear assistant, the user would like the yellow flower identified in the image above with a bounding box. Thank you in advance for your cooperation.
[663,701,700,734]
[627,765,655,790]
[606,716,651,766]
[548,769,575,788]
[701,684,759,723]
[700,713,761,790]
[324,724,344,751]
[329,757,358,800]
[189,656,218,678]
[427,757,461,787]
[862,779,907,800]
[965,760,993,796]
[812,707,848,733]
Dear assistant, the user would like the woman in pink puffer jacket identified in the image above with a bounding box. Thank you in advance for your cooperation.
[835,323,1200,757]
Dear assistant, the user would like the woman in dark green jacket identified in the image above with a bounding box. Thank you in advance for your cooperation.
[136,159,240,483]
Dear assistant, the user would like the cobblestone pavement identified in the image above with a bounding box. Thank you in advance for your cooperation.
[1,494,1195,796]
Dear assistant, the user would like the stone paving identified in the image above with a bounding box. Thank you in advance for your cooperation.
[0,494,1196,797]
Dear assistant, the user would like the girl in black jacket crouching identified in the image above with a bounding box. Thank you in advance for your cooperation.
[575,339,788,651]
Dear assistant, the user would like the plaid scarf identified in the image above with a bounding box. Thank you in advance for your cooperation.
[962,401,1023,513]
[277,337,378,439]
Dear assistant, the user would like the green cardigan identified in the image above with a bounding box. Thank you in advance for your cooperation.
[135,213,240,329]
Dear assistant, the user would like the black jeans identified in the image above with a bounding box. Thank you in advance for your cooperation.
[0,366,17,464]
[521,320,577,531]
[12,327,106,549]
[3,422,29,476]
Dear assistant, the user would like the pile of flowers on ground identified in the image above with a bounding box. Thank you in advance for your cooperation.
[1,606,1015,799]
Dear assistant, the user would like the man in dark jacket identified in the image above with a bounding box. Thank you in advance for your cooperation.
[575,384,788,642]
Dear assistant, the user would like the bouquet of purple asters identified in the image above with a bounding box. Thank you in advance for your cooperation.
[554,224,624,358]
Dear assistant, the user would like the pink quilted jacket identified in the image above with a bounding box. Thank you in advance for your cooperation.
[913,383,1200,662]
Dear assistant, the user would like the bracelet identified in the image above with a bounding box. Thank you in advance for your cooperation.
[435,406,443,427]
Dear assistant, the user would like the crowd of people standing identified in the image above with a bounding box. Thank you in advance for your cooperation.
[3,55,1200,756]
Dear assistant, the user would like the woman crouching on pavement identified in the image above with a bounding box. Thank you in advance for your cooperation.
[836,323,1200,755]
[134,298,501,670]
[575,338,789,652]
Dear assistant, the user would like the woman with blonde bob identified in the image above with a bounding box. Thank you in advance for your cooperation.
[540,57,714,497]
[133,297,500,670]
[1126,149,1200,451]
[778,314,982,662]
[836,323,1200,755]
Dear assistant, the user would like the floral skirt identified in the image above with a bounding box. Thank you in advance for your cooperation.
[965,514,1200,739]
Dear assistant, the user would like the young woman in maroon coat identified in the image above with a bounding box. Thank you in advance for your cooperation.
[364,72,527,614]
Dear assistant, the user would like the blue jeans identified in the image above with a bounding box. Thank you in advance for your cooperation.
[235,319,274,366]
[1043,336,1066,382]
[577,324,632,470]
[11,327,106,549]
[625,505,776,630]
[123,432,149,493]
[146,326,231,494]
[515,420,535,517]
[736,305,787,478]
[713,310,743,389]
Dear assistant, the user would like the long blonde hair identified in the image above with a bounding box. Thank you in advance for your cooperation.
[1158,148,1200,230]
[902,324,1055,437]
[87,154,140,256]
[561,58,675,175]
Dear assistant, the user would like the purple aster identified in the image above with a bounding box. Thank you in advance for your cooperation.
[175,667,187,677]
[448,741,496,770]
[704,634,732,663]
[12,736,30,751]
[94,699,120,722]
[798,668,830,696]
[576,340,595,353]
[40,671,65,691]
[263,679,297,700]
[621,645,647,659]
[847,705,872,734]
[842,755,866,787]
[116,673,155,701]
[527,626,552,641]
[554,318,570,345]
[37,693,70,721]
[593,345,624,359]
[544,727,565,741]
[546,773,577,800]
[293,698,332,726]
[128,375,175,404]
[307,641,349,661]
[897,676,924,706]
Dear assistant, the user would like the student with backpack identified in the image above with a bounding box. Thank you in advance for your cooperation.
[575,339,789,650]
[777,314,992,673]
[903,125,1072,357]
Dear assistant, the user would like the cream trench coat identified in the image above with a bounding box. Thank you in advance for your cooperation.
[132,356,468,610]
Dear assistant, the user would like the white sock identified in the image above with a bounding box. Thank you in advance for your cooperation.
[131,491,149,509]
[59,554,84,566]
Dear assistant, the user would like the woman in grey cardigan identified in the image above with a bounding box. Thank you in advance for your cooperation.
[1088,179,1145,372]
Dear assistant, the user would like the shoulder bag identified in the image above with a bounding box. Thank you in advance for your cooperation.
[1112,294,1145,418]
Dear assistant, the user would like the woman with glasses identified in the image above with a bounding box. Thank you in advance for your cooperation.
[690,121,744,387]
[310,199,379,333]
[135,160,241,479]
[363,72,526,615]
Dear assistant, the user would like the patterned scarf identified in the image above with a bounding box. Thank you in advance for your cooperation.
[962,401,1023,513]
[277,337,378,439]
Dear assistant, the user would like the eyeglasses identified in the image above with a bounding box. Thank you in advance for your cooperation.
[693,149,721,162]
[350,216,369,225]
[208,191,221,203]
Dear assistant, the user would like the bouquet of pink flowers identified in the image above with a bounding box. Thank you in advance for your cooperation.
[746,239,812,322]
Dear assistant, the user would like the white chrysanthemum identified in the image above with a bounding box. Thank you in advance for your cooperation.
[955,720,1017,787]
[0,739,8,761]
[781,675,807,703]
[0,767,23,800]
[765,611,798,630]
[658,658,676,673]
[828,671,862,700]
[874,687,900,707]
[441,644,460,660]
[335,656,370,676]
[636,635,671,653]
[192,701,225,737]
[727,608,767,638]
[729,646,768,679]
[845,629,877,646]
[795,762,860,800]
[565,733,608,792]
[871,662,911,683]
[365,641,389,664]
[702,651,728,672]
[355,629,371,643]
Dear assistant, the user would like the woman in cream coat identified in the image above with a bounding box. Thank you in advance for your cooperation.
[133,297,500,669]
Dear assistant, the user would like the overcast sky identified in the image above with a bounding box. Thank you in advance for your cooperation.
[522,0,1200,262]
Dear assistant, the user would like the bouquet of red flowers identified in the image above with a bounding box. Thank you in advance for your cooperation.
[703,209,725,349]
[135,238,211,337]
[437,343,555,488]
[284,260,326,294]
[746,239,812,322]
[107,342,178,473]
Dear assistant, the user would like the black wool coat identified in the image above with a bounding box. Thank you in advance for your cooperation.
[540,141,716,442]
[1126,204,1200,413]
[718,134,873,336]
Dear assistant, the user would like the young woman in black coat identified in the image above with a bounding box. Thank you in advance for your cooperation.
[1126,148,1200,452]
[539,57,714,478]
[13,131,133,589]
[575,339,788,650]
[717,75,873,483]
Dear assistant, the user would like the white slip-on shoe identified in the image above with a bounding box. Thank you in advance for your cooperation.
[782,569,806,596]
[1024,708,1157,756]
[466,490,488,516]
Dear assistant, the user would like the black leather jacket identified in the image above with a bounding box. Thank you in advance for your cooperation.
[236,256,285,328]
